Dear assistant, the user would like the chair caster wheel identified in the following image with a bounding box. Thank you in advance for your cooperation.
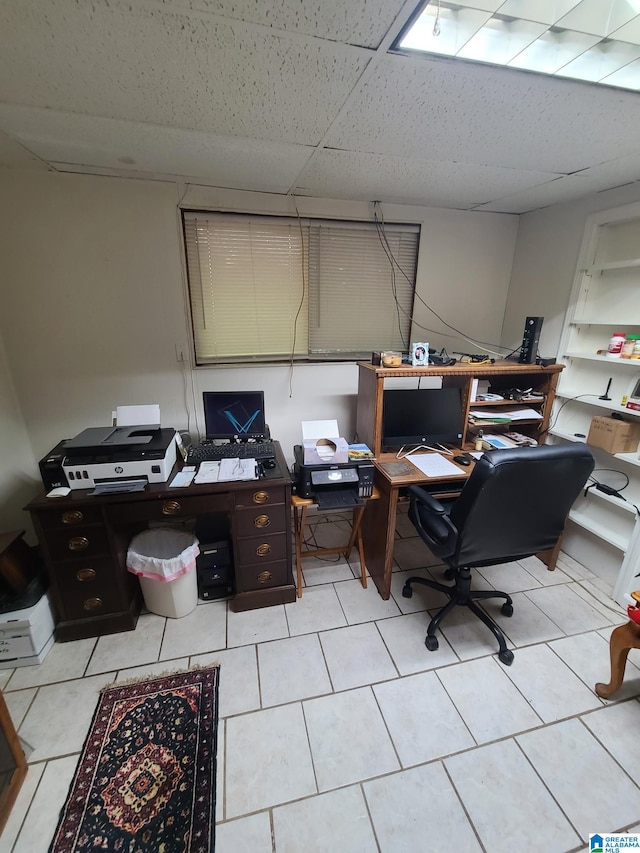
[425,635,439,652]
[501,603,514,617]
[443,568,455,581]
[498,649,514,666]
[402,584,413,599]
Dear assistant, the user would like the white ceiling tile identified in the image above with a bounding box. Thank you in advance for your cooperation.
[556,0,637,37]
[326,53,640,172]
[154,0,409,48]
[0,0,370,144]
[497,0,583,25]
[0,130,51,171]
[0,105,313,192]
[294,148,561,208]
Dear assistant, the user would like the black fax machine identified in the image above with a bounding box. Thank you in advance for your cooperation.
[293,444,374,509]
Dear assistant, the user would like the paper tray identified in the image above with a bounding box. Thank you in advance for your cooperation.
[315,489,364,510]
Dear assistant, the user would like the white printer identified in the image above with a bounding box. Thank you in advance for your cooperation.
[61,425,178,490]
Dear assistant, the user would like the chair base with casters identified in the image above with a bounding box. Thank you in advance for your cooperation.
[402,567,515,666]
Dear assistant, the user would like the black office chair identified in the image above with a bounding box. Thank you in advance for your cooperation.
[402,444,595,665]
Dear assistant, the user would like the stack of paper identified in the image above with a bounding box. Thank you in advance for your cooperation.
[469,407,543,424]
[193,458,258,483]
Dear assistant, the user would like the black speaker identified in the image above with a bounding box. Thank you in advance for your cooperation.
[519,316,543,364]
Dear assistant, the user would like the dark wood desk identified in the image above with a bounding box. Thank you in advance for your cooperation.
[25,442,294,641]
[362,452,561,600]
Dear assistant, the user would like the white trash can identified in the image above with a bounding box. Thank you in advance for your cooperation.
[126,528,199,618]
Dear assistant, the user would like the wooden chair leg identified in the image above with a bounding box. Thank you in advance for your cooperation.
[595,621,640,698]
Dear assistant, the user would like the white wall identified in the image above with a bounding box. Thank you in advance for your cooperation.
[503,181,640,358]
[0,170,519,502]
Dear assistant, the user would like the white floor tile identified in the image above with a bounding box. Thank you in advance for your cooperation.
[285,585,347,635]
[437,657,542,743]
[12,755,78,853]
[215,813,273,853]
[319,622,397,691]
[5,637,96,690]
[376,612,459,675]
[445,739,580,853]
[4,687,36,729]
[477,561,543,593]
[392,537,442,570]
[389,567,449,613]
[437,603,514,661]
[216,719,224,824]
[0,762,45,852]
[334,578,401,624]
[304,687,399,791]
[85,612,165,675]
[486,591,566,646]
[364,762,482,852]
[225,703,316,817]
[192,645,259,718]
[374,671,475,765]
[518,556,572,585]
[226,603,288,647]
[517,718,640,836]
[549,631,640,701]
[502,644,602,722]
[301,556,354,587]
[160,599,226,659]
[114,657,191,684]
[582,700,640,780]
[258,633,331,706]
[273,786,378,852]
[524,583,612,635]
[18,672,115,762]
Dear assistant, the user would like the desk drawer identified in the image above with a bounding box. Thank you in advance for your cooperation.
[234,559,289,592]
[107,493,230,525]
[44,526,109,560]
[37,505,104,529]
[50,557,124,618]
[234,486,288,509]
[234,503,288,537]
[235,532,289,567]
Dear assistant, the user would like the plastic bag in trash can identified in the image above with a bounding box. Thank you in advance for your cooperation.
[126,528,200,582]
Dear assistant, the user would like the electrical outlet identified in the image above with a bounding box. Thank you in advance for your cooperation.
[175,342,188,362]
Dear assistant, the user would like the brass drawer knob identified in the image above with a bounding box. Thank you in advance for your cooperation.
[68,536,89,551]
[257,571,272,584]
[62,510,84,525]
[252,490,269,504]
[256,543,272,557]
[162,500,181,515]
[76,568,96,582]
[254,514,271,528]
[83,597,102,611]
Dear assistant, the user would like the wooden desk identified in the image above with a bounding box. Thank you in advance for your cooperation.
[362,451,562,600]
[292,489,379,598]
[362,453,470,600]
[25,442,294,641]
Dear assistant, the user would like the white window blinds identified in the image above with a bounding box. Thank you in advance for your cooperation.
[183,211,418,364]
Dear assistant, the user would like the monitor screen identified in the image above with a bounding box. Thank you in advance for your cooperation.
[382,387,463,451]
[202,391,267,440]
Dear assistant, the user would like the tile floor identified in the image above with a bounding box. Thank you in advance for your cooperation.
[2,506,640,852]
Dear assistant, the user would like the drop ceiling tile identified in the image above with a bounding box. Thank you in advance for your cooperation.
[0,105,313,192]
[295,148,561,208]
[327,53,640,172]
[155,0,408,48]
[556,0,637,37]
[0,0,370,145]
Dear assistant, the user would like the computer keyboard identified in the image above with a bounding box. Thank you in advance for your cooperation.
[186,441,276,464]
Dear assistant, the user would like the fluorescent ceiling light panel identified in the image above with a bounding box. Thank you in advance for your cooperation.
[395,0,640,90]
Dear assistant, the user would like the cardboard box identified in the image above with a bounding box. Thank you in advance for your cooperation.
[587,415,640,454]
[301,419,349,465]
[0,591,55,668]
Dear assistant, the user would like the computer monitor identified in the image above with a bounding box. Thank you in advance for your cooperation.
[381,387,463,451]
[202,391,267,440]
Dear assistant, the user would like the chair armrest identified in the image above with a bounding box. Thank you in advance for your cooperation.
[407,485,447,514]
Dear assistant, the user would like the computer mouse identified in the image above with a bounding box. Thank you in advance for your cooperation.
[453,454,472,466]
[262,459,276,470]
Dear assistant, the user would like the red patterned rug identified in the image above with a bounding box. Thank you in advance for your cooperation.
[49,665,219,853]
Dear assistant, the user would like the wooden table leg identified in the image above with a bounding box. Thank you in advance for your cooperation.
[595,621,640,698]
[350,506,368,589]
[293,504,308,598]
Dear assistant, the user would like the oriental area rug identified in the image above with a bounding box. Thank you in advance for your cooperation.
[49,665,219,853]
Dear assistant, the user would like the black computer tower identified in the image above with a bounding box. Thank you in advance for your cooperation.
[195,516,234,600]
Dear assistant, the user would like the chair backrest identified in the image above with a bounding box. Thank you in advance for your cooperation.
[448,444,594,568]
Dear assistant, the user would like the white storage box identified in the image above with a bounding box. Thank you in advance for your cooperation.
[0,591,55,668]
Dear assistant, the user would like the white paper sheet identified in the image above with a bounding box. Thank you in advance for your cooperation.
[116,404,161,426]
[407,453,465,478]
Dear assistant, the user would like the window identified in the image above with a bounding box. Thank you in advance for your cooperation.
[182,211,419,365]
